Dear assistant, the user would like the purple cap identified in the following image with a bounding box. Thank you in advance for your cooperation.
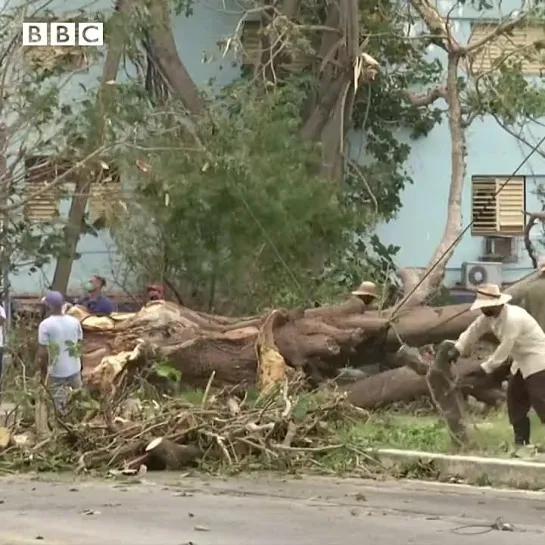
[42,290,64,306]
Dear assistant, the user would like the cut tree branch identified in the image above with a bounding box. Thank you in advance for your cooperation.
[404,84,447,106]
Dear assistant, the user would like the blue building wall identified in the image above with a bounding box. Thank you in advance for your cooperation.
[375,117,545,286]
[375,0,545,286]
[11,0,241,295]
[11,0,542,294]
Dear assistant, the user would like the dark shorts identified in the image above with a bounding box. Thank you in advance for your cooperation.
[507,369,545,423]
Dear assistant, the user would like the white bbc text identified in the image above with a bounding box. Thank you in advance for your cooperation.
[22,22,104,47]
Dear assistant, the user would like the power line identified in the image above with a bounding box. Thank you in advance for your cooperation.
[390,132,545,320]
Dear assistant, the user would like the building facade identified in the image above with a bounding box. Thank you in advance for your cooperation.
[11,0,544,297]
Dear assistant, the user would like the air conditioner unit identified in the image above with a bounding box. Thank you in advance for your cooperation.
[461,261,503,289]
[481,236,517,263]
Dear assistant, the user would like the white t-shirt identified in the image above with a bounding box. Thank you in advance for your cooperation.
[38,314,83,378]
[0,304,5,347]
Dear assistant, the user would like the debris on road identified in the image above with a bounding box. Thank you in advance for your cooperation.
[0,373,367,474]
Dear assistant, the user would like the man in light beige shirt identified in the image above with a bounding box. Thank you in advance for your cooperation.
[448,283,545,446]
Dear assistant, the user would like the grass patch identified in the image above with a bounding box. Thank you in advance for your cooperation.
[170,389,544,460]
[352,411,545,456]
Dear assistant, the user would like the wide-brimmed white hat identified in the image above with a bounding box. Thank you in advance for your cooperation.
[351,281,377,297]
[538,255,545,273]
[470,283,512,311]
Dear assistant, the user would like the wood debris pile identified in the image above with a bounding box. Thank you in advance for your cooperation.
[0,377,371,474]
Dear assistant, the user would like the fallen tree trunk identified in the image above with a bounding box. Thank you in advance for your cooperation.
[70,271,537,406]
[75,300,386,393]
[345,344,509,410]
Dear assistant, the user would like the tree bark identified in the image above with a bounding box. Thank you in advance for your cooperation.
[346,344,508,410]
[51,0,133,293]
[70,273,539,407]
[398,52,465,306]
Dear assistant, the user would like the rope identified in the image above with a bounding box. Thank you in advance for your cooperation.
[390,133,545,321]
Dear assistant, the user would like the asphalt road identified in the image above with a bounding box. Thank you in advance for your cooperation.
[0,473,544,544]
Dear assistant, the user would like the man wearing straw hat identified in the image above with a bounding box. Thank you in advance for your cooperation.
[351,281,377,307]
[448,283,545,447]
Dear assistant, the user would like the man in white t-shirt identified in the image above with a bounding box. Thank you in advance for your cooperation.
[36,291,83,412]
[0,302,5,391]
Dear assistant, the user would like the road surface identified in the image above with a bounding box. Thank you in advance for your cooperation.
[0,473,544,544]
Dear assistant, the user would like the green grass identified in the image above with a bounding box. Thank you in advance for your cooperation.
[177,388,544,458]
[349,411,545,456]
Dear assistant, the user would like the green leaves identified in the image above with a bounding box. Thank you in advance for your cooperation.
[110,81,362,311]
[155,362,182,383]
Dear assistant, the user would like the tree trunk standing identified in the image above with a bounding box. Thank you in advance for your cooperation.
[51,0,133,293]
[398,53,465,307]
[146,0,203,115]
[396,1,533,306]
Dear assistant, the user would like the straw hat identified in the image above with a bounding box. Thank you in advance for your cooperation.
[470,283,512,311]
[538,255,545,273]
[351,281,377,298]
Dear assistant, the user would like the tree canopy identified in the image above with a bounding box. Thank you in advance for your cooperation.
[4,0,545,310]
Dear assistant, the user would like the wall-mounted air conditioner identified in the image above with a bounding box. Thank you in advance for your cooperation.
[461,261,503,289]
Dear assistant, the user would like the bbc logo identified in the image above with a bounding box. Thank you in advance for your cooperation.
[22,22,104,47]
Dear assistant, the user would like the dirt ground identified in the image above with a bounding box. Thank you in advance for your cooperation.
[0,473,544,544]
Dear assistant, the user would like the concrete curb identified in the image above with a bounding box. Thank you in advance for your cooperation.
[369,448,545,489]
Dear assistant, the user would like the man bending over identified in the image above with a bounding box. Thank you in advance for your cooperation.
[448,283,545,447]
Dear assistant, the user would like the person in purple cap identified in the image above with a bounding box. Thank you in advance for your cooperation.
[35,291,84,412]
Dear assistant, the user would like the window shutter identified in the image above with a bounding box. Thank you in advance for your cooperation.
[241,21,261,66]
[24,158,62,221]
[88,167,123,223]
[495,177,525,233]
[471,177,497,234]
[468,23,545,74]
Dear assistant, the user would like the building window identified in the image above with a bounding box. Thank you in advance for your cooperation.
[468,23,545,74]
[24,156,72,221]
[88,164,123,223]
[471,176,526,235]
